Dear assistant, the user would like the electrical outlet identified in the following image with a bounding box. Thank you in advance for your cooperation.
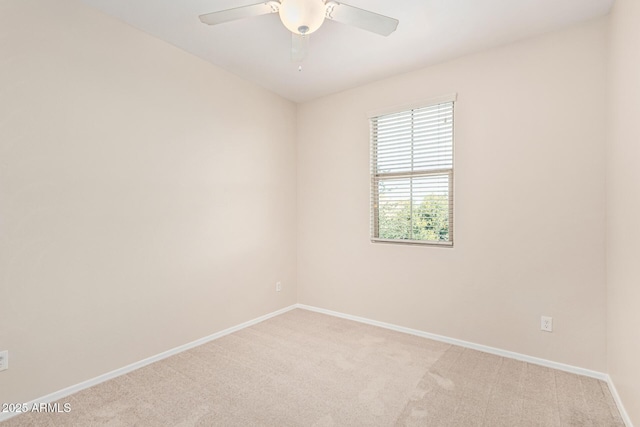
[276,281,282,292]
[0,350,8,371]
[541,316,553,332]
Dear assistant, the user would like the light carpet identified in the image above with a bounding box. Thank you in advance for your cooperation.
[1,309,624,426]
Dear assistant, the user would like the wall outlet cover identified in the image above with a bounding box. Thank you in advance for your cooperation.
[0,350,8,371]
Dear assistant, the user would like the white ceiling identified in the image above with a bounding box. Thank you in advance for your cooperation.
[81,0,614,103]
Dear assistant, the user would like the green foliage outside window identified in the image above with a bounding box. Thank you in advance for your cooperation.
[378,195,449,241]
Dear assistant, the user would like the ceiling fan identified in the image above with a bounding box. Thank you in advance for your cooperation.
[199,0,399,62]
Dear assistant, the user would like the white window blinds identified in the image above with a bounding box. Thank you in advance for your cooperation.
[370,99,454,245]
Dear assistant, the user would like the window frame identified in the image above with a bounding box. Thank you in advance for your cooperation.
[369,94,456,247]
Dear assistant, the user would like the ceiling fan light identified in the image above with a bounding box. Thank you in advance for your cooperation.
[278,0,326,35]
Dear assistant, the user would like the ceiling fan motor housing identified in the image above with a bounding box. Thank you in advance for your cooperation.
[278,0,326,35]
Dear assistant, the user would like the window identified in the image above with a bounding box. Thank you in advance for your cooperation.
[370,96,455,246]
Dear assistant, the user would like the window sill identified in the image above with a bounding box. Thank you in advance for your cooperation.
[371,238,454,247]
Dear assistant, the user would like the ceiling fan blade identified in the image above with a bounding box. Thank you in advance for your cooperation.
[325,2,398,36]
[199,2,279,26]
[291,33,309,62]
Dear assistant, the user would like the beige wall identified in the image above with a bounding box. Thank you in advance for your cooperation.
[0,0,297,404]
[297,19,608,371]
[607,0,640,423]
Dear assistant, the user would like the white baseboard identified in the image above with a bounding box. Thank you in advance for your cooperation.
[0,304,297,423]
[296,303,633,426]
[295,303,607,380]
[605,375,634,427]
